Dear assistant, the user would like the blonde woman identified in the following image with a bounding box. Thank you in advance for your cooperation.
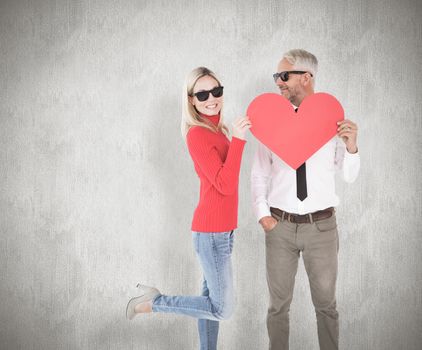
[126,67,251,349]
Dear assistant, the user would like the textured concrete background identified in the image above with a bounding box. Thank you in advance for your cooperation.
[1,0,421,349]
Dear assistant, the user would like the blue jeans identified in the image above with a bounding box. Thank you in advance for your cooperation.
[152,231,235,350]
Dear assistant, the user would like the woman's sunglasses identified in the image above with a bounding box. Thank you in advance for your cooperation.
[272,71,313,82]
[191,86,224,102]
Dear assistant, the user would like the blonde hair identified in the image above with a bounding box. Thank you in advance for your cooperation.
[181,67,229,140]
[283,49,318,81]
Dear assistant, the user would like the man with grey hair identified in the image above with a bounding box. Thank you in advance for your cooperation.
[251,49,360,349]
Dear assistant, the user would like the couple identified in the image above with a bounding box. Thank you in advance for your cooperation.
[126,49,360,350]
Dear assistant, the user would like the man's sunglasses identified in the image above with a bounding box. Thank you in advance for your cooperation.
[191,86,224,102]
[272,71,313,82]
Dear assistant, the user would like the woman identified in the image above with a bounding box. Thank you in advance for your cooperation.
[126,67,251,349]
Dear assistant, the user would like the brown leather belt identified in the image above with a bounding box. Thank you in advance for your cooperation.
[270,207,334,224]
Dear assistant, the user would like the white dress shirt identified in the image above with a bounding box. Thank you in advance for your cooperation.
[251,135,360,221]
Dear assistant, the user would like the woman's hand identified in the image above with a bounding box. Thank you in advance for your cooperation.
[232,116,252,140]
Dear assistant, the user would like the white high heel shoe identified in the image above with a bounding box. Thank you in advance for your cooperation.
[126,284,160,320]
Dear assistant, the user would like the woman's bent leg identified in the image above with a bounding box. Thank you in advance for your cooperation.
[152,231,234,324]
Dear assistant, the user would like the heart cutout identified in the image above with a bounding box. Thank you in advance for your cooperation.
[247,92,344,169]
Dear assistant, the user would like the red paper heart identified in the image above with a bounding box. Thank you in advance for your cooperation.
[247,92,344,170]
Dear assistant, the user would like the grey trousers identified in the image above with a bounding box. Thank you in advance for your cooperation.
[265,210,339,350]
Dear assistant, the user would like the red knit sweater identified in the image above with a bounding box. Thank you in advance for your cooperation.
[186,114,246,232]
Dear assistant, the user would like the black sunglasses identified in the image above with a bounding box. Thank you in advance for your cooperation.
[272,71,313,82]
[191,86,224,102]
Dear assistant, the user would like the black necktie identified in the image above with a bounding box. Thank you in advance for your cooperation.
[295,107,307,201]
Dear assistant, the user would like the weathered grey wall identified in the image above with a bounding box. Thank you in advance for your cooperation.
[1,0,421,349]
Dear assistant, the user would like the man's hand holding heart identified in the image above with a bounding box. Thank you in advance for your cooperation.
[337,119,358,154]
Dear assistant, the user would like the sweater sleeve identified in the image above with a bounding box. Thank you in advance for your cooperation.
[186,127,246,196]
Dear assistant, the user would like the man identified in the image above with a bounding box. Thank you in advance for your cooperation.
[251,49,360,350]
